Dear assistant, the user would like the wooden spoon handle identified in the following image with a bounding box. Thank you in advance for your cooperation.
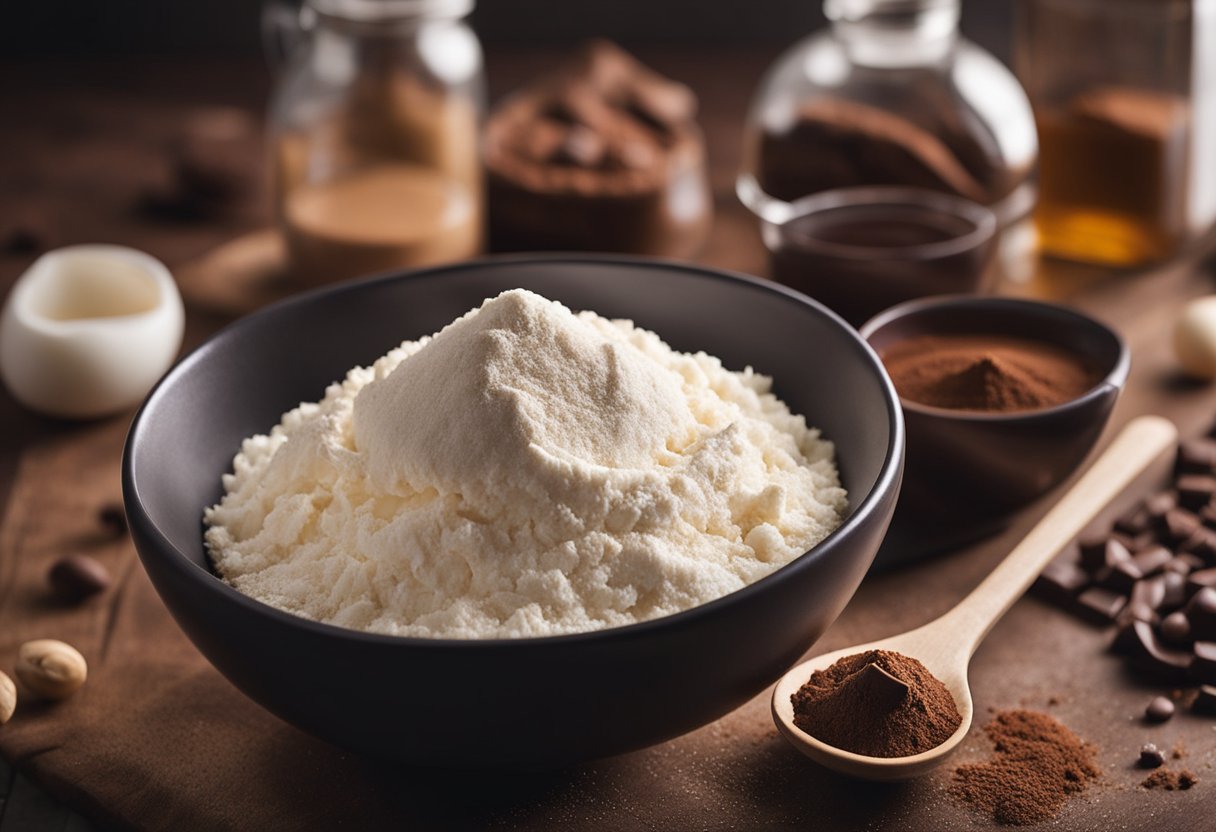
[933,415,1177,657]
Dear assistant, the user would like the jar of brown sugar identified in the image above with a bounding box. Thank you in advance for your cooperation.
[265,0,484,285]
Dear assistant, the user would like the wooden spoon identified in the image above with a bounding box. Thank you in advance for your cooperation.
[772,414,1178,780]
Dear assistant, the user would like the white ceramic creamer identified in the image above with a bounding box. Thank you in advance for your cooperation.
[0,245,184,419]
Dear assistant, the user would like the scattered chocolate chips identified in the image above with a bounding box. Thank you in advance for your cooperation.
[1035,428,1216,712]
[1138,742,1165,768]
[98,503,128,537]
[1145,695,1176,723]
[48,554,111,604]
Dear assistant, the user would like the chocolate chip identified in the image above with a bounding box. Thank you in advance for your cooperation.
[1117,601,1159,628]
[1132,546,1173,579]
[1164,509,1201,545]
[1076,586,1128,624]
[1177,439,1216,476]
[1111,531,1147,553]
[98,504,128,537]
[1097,559,1143,594]
[1180,527,1216,563]
[1080,538,1133,572]
[1178,475,1216,510]
[1165,555,1202,575]
[1132,575,1167,611]
[1147,491,1178,521]
[1161,570,1188,610]
[48,555,111,604]
[1161,611,1192,644]
[1146,695,1176,722]
[1191,641,1216,684]
[1193,684,1216,713]
[1139,742,1166,768]
[1116,506,1152,535]
[1113,503,1152,535]
[1127,620,1193,681]
[1079,536,1119,569]
[1186,586,1216,640]
[1034,559,1090,604]
[1186,568,1216,599]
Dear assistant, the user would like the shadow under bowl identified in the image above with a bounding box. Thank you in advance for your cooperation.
[860,295,1128,561]
[122,255,904,767]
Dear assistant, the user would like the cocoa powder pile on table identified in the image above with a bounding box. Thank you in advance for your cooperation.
[790,649,961,757]
[951,709,1101,825]
[1142,768,1198,791]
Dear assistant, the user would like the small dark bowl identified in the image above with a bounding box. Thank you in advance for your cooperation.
[860,295,1128,554]
[761,186,998,327]
[123,256,904,767]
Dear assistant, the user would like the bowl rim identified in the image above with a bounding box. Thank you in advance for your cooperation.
[766,186,998,263]
[122,253,905,649]
[858,293,1131,423]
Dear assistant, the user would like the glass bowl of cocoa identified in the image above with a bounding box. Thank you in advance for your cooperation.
[860,295,1129,551]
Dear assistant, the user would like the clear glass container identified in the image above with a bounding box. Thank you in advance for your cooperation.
[738,0,1038,229]
[1017,0,1216,267]
[265,0,484,285]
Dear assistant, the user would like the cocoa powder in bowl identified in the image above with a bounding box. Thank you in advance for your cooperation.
[881,334,1100,412]
[790,649,962,757]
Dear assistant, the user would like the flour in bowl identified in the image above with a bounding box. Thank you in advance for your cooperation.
[204,289,846,639]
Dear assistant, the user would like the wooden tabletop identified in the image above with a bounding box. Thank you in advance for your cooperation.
[2,49,1216,831]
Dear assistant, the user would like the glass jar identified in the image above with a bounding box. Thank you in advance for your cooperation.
[738,0,1038,229]
[1016,0,1216,267]
[265,0,484,285]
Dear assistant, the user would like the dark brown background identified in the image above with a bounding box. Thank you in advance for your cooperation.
[1,0,1013,57]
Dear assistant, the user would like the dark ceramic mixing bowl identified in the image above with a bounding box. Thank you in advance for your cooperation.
[122,256,904,767]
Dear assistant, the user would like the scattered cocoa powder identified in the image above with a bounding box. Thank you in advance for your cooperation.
[1141,768,1198,790]
[881,334,1099,412]
[950,709,1100,825]
[790,650,961,758]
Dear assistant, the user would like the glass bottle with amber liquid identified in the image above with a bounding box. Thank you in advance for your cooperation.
[1017,0,1216,267]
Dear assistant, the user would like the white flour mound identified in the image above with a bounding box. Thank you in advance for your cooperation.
[204,289,846,639]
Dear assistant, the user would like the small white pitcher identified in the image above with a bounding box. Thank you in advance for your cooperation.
[0,245,184,419]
